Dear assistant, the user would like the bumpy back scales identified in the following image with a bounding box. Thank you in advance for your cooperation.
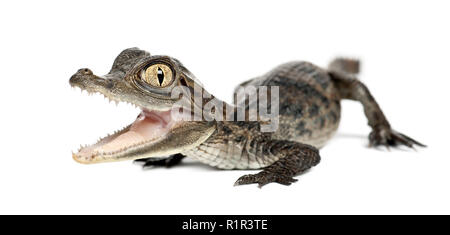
[183,61,341,169]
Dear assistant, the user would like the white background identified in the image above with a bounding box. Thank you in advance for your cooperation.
[0,0,449,215]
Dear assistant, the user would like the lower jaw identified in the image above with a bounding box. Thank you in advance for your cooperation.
[73,109,178,163]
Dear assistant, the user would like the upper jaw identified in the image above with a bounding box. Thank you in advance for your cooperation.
[69,68,176,111]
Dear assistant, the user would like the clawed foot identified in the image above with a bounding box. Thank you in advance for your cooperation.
[134,154,185,168]
[369,128,426,149]
[234,171,298,188]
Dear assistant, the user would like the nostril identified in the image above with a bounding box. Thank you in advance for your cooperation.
[80,68,93,75]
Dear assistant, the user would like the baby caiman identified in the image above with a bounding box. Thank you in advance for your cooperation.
[69,48,424,187]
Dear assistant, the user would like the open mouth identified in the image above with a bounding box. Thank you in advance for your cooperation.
[73,101,183,164]
[69,62,214,163]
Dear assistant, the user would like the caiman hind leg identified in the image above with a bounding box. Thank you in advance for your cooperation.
[134,153,186,168]
[234,140,321,188]
[328,59,425,148]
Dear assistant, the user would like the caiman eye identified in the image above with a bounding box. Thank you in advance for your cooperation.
[141,63,173,87]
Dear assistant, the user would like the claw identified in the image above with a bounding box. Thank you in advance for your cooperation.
[399,133,426,147]
[369,128,425,149]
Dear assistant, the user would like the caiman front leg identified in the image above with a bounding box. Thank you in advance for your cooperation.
[329,70,425,148]
[234,140,321,188]
[134,153,186,168]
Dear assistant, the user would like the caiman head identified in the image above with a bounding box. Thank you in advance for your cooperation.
[69,48,216,164]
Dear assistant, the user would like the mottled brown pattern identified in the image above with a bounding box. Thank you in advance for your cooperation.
[184,59,424,186]
[185,62,340,170]
[71,49,425,187]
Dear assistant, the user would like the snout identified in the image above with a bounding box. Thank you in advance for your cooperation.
[69,68,94,86]
[69,68,113,91]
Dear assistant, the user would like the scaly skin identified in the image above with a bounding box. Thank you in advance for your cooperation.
[70,48,425,187]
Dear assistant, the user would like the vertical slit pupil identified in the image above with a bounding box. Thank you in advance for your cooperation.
[157,67,164,85]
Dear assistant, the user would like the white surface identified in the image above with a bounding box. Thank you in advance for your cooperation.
[0,0,449,215]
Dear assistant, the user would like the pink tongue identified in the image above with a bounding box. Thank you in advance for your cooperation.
[97,112,169,152]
